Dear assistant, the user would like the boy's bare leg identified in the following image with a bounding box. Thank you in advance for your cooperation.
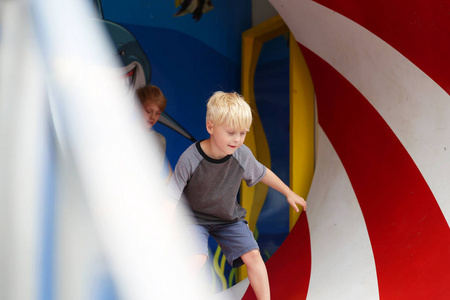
[188,254,208,275]
[241,249,270,300]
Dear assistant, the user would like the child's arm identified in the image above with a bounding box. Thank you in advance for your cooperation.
[260,168,307,212]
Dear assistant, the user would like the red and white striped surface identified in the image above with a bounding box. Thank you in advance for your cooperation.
[240,0,450,299]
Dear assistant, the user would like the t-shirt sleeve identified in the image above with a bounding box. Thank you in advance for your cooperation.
[238,145,266,187]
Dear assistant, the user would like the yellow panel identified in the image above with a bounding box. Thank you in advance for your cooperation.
[289,33,315,230]
[240,36,265,233]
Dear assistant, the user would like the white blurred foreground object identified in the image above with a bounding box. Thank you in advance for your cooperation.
[0,0,216,299]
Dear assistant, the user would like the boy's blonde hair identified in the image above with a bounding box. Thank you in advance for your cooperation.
[206,91,252,131]
[136,84,167,111]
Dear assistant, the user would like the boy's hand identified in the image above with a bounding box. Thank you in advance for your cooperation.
[260,169,307,212]
[286,191,307,212]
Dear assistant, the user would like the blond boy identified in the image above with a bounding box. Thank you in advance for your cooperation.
[169,91,306,299]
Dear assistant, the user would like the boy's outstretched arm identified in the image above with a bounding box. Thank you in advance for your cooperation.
[260,168,307,212]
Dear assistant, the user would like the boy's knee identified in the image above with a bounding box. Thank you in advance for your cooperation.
[241,249,262,265]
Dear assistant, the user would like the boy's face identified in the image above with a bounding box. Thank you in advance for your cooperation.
[142,101,162,128]
[207,121,248,157]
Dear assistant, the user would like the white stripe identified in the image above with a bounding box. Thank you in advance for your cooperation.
[306,127,379,299]
[270,0,450,224]
[0,2,47,299]
[33,0,211,296]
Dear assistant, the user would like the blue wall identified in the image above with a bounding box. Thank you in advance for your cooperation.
[102,0,251,165]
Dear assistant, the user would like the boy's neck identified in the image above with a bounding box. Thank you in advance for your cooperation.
[200,139,227,160]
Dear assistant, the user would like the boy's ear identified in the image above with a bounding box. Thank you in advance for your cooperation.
[206,120,214,134]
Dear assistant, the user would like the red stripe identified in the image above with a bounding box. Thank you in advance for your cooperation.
[312,0,450,95]
[243,213,311,299]
[301,44,450,299]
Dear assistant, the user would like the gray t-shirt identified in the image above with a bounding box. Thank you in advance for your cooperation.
[169,141,266,224]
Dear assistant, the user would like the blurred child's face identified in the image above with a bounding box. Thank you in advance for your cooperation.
[142,101,162,128]
[207,121,248,157]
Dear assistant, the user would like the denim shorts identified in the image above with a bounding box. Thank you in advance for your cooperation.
[190,220,259,268]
